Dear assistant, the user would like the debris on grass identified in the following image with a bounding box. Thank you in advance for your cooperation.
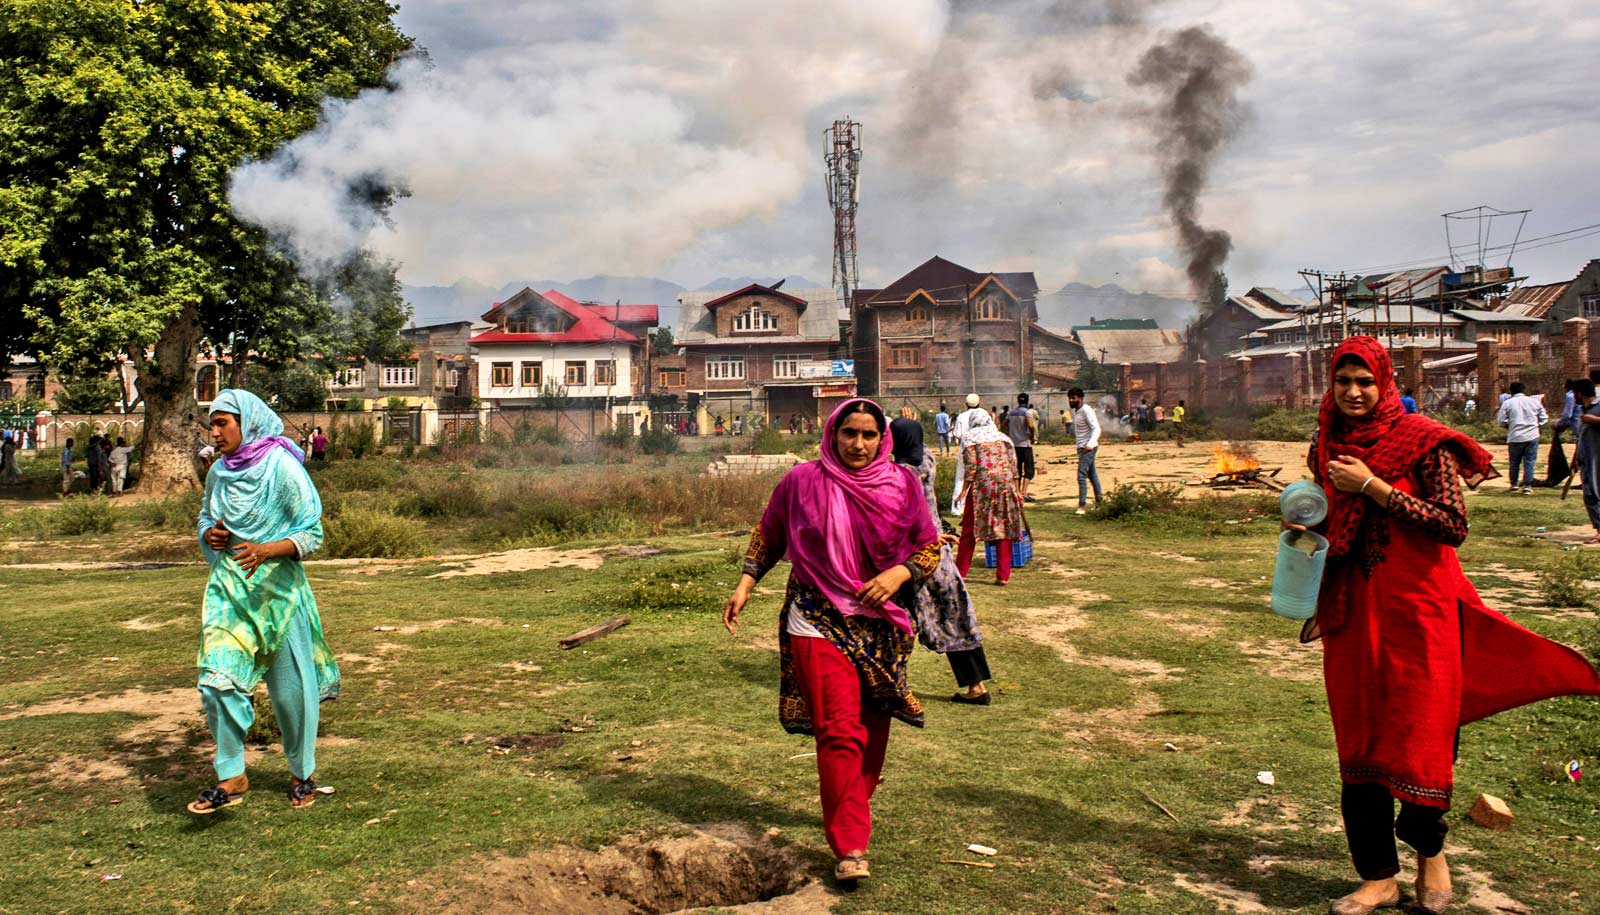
[1567,760,1583,782]
[1140,789,1179,822]
[1470,793,1514,830]
[558,615,631,650]
[941,859,996,869]
[966,844,998,856]
[1255,771,1275,786]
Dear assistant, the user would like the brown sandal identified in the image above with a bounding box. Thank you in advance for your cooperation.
[186,785,244,815]
[834,855,870,881]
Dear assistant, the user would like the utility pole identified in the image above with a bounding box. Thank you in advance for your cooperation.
[824,118,863,386]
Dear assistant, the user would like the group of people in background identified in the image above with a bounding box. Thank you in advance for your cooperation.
[56,432,134,495]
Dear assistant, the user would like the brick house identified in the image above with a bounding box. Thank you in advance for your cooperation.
[324,320,481,410]
[674,283,853,426]
[851,256,1041,396]
[470,288,658,421]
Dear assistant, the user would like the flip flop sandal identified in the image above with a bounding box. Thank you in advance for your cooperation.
[187,785,244,815]
[288,777,319,809]
[834,855,870,881]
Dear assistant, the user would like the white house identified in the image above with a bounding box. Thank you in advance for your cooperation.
[470,288,658,419]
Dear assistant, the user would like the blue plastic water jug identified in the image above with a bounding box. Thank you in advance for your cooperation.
[1271,530,1328,620]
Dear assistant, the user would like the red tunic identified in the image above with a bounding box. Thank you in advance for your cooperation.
[1314,451,1600,808]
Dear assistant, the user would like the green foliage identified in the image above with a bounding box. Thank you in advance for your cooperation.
[1540,553,1597,609]
[243,362,330,412]
[651,327,676,355]
[637,424,680,455]
[536,381,571,411]
[750,425,788,455]
[50,494,115,535]
[619,559,730,615]
[1072,358,1117,392]
[341,397,368,413]
[1436,407,1506,443]
[384,397,408,412]
[1249,407,1318,442]
[1092,483,1184,520]
[124,489,204,529]
[597,423,634,451]
[53,373,121,414]
[339,420,378,458]
[323,508,424,559]
[0,0,412,464]
[247,690,281,744]
[395,474,488,519]
[312,458,403,492]
[511,418,565,446]
[0,393,48,416]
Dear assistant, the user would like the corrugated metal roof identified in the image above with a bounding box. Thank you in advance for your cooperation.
[1248,287,1312,311]
[1502,281,1570,318]
[1076,328,1185,365]
[676,287,842,345]
[1448,309,1542,324]
[1227,295,1291,321]
[1259,305,1463,332]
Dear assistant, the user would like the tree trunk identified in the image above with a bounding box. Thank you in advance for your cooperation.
[137,300,204,495]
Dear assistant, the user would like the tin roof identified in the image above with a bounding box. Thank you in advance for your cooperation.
[1501,281,1570,318]
[1075,327,1185,364]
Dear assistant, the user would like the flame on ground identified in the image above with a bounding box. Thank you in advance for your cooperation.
[1212,443,1261,475]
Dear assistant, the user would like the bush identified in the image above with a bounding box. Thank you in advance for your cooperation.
[247,690,281,743]
[638,424,680,455]
[1540,554,1596,609]
[618,559,730,614]
[54,373,121,414]
[51,494,116,534]
[597,423,634,451]
[125,489,204,529]
[1092,482,1184,520]
[322,508,425,559]
[395,474,487,519]
[1250,408,1318,442]
[1436,408,1505,444]
[312,459,404,492]
[751,425,788,455]
[340,420,378,459]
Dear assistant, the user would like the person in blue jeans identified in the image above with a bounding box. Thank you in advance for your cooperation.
[1495,381,1547,494]
[1068,388,1102,514]
[934,403,951,454]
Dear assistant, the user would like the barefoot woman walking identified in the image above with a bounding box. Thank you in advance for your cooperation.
[723,399,940,882]
[188,390,341,814]
[1297,338,1600,914]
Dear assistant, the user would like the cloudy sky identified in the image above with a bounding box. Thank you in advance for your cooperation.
[230,0,1600,299]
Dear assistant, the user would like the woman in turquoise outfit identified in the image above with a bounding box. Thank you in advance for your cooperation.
[187,390,340,814]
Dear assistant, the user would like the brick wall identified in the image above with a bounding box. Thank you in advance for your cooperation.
[710,294,805,338]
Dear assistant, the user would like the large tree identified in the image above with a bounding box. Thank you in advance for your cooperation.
[0,0,412,492]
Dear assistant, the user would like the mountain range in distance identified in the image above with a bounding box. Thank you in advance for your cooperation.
[402,275,1199,330]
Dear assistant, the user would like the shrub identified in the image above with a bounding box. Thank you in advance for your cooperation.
[751,425,788,455]
[1540,553,1596,609]
[1250,408,1317,442]
[395,474,488,519]
[322,508,425,558]
[125,489,204,529]
[51,494,116,534]
[618,559,730,614]
[1436,408,1505,444]
[1092,482,1184,520]
[341,420,378,459]
[638,424,680,455]
[597,423,634,451]
[247,689,281,743]
[312,457,403,493]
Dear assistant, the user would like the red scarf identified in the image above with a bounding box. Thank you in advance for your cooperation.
[1311,337,1497,561]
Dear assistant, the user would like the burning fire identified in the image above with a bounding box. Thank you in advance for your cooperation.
[1212,443,1261,476]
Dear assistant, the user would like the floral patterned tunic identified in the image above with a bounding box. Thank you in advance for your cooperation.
[962,440,1025,541]
[743,526,941,734]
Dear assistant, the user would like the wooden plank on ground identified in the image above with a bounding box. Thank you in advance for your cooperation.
[558,615,632,650]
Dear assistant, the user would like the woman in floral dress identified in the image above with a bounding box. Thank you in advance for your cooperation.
[955,411,1024,585]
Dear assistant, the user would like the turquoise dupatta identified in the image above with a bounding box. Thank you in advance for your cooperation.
[196,390,340,699]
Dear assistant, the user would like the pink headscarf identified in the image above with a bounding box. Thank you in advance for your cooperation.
[758,398,939,632]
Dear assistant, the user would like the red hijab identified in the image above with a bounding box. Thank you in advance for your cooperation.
[1312,337,1496,560]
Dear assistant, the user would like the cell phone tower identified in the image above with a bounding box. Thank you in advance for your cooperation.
[824,119,862,311]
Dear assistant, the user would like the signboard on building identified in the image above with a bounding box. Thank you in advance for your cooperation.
[797,360,855,379]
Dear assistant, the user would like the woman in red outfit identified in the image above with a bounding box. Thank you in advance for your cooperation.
[1296,337,1600,915]
[723,398,941,883]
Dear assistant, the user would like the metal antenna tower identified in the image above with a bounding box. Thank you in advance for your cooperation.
[1441,205,1530,272]
[824,118,862,310]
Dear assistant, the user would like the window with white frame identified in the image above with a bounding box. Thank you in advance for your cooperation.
[707,356,745,380]
[445,368,463,389]
[380,365,417,387]
[331,366,365,389]
[1583,293,1600,319]
[772,354,803,379]
[733,304,780,333]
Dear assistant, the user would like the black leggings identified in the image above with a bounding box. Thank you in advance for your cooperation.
[1341,782,1448,880]
[947,647,991,688]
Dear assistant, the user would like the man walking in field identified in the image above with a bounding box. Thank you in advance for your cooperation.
[60,436,74,495]
[1007,393,1039,503]
[1496,381,1547,494]
[1172,399,1187,447]
[1069,388,1102,515]
[935,403,952,454]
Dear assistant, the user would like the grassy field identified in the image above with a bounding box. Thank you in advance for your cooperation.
[1,442,1598,914]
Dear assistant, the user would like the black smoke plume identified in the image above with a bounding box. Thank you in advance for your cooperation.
[1128,26,1252,304]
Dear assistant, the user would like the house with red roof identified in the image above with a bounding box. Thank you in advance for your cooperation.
[470,288,658,420]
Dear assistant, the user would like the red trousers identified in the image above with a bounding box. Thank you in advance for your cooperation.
[789,634,890,857]
[956,497,1012,582]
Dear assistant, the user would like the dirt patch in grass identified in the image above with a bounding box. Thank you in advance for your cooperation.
[1236,639,1321,682]
[410,823,822,915]
[1187,577,1243,592]
[1171,874,1269,913]
[45,754,135,786]
[372,617,506,635]
[1011,597,1184,681]
[1456,864,1530,914]
[1218,795,1303,832]
[0,687,197,747]
[119,615,183,631]
[1136,610,1220,638]
[1048,690,1165,751]
[428,548,610,579]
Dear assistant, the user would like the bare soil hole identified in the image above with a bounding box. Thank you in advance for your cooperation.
[488,733,563,752]
[424,824,817,915]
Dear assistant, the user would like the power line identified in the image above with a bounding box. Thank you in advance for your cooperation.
[1345,220,1600,274]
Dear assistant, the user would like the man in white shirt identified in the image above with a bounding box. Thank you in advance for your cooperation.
[1069,387,1102,515]
[108,436,135,494]
[1496,382,1547,494]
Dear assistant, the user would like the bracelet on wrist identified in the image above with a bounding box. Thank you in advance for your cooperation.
[1359,475,1376,494]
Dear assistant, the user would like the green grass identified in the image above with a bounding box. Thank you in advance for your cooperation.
[1,455,1598,914]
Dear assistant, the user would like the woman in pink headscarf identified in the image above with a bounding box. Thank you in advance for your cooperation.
[723,398,941,884]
